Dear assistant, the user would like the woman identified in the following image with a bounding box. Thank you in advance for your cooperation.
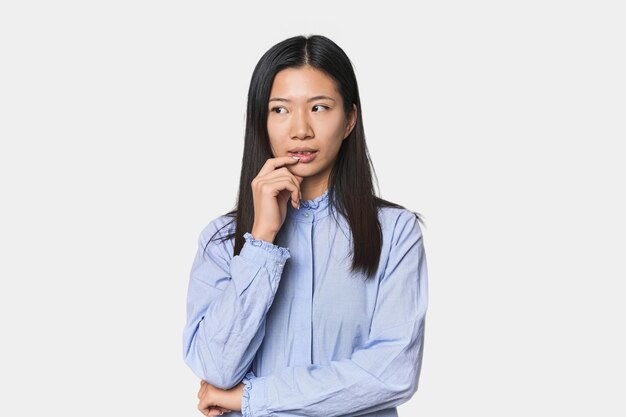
[183,34,429,417]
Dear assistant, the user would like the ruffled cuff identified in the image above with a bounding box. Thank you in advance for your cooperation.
[241,371,256,417]
[243,232,290,258]
[235,232,290,295]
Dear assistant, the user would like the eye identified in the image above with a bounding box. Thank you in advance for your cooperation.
[270,106,287,114]
[312,104,329,112]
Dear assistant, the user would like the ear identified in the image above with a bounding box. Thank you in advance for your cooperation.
[343,104,357,140]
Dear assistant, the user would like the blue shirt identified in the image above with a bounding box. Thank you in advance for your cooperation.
[183,188,429,417]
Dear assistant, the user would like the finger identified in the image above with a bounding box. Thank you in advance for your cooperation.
[256,167,301,193]
[198,392,210,410]
[199,403,219,416]
[262,178,301,208]
[197,383,206,400]
[198,392,225,414]
[256,166,299,182]
[207,407,225,416]
[197,403,210,416]
[257,155,301,177]
[256,170,301,207]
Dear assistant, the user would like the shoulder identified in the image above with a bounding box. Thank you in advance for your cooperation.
[198,212,237,252]
[377,205,423,245]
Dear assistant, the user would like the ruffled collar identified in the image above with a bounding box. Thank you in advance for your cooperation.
[287,188,331,222]
[299,188,329,209]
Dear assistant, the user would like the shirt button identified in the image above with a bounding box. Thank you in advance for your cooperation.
[303,212,310,218]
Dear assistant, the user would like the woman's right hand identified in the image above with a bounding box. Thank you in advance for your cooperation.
[250,155,303,243]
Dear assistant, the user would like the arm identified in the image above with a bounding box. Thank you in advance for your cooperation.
[182,221,291,390]
[240,212,429,417]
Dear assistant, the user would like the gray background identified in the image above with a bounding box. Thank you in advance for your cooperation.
[1,1,624,415]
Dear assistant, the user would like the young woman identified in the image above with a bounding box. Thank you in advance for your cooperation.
[183,34,429,417]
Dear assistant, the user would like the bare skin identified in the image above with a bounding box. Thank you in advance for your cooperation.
[266,65,357,203]
[197,380,243,416]
[250,156,305,242]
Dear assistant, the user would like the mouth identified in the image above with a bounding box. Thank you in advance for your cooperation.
[288,150,319,163]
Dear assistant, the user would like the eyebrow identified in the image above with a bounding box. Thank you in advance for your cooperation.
[269,95,336,103]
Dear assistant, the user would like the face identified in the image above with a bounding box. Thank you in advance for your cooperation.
[267,65,357,190]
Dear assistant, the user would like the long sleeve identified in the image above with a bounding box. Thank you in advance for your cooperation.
[182,221,291,390]
[240,211,429,417]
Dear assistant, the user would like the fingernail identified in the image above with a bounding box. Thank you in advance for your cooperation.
[292,156,301,160]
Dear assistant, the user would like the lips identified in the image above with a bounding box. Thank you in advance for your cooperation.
[288,150,318,163]
[288,146,317,152]
[288,150,318,156]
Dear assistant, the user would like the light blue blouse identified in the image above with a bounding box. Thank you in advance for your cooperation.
[183,188,429,417]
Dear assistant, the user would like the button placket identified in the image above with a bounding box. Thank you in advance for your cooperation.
[292,219,314,365]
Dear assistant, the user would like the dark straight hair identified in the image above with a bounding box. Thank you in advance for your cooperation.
[205,34,423,280]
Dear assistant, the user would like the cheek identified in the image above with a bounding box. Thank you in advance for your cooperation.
[267,123,289,143]
[322,129,347,152]
[267,122,287,148]
[320,114,345,139]
[314,116,346,140]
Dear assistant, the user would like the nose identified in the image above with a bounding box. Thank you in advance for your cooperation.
[289,107,314,140]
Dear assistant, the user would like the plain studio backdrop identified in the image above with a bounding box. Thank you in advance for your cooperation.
[0,1,624,416]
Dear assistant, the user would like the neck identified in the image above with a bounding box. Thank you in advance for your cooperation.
[299,178,329,201]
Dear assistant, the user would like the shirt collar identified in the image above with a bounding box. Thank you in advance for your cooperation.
[287,188,331,222]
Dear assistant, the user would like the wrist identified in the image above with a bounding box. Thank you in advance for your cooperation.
[221,383,244,412]
[250,228,276,244]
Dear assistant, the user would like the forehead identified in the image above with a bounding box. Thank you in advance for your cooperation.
[270,66,339,98]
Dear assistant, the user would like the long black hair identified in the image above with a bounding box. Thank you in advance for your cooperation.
[205,34,423,280]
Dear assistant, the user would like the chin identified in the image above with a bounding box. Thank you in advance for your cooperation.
[289,165,310,174]
[289,165,316,176]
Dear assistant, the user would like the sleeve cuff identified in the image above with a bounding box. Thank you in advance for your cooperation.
[241,371,260,417]
[241,232,291,265]
[230,233,290,296]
